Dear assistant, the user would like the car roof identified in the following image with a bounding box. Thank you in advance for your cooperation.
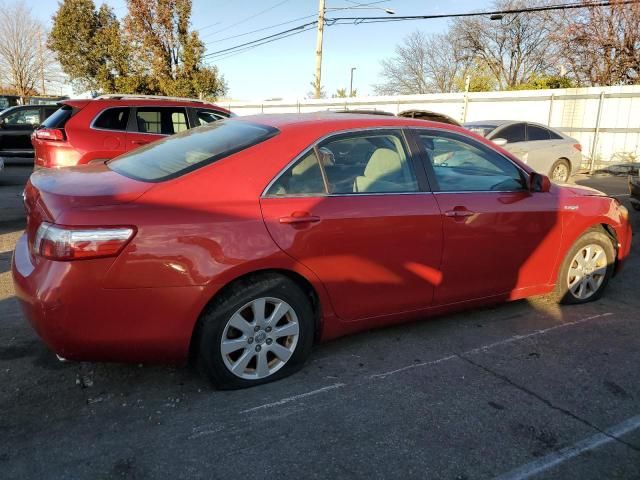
[464,120,515,128]
[60,96,229,113]
[236,112,458,132]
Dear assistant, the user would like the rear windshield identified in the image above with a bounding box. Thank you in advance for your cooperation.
[42,105,74,128]
[108,120,279,182]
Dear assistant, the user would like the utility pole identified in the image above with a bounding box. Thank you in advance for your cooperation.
[349,67,356,97]
[314,0,326,99]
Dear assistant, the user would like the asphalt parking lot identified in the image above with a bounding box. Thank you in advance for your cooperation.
[1,165,639,480]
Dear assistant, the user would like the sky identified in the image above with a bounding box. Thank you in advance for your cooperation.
[25,0,493,100]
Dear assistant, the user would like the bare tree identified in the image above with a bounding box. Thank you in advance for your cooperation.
[375,31,463,95]
[551,0,640,86]
[451,0,555,89]
[0,2,47,100]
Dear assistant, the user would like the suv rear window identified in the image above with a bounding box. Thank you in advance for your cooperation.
[41,105,74,128]
[93,107,129,131]
[108,120,279,182]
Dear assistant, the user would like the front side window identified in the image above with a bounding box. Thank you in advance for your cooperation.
[265,130,419,196]
[3,108,40,126]
[93,107,129,131]
[494,123,525,143]
[420,131,526,192]
[109,120,278,182]
[135,107,188,135]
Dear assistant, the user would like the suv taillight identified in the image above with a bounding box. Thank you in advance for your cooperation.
[33,222,135,260]
[35,128,65,141]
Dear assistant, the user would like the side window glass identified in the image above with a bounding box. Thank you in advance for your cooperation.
[135,108,187,135]
[196,109,225,126]
[420,132,526,192]
[136,109,162,134]
[319,131,418,194]
[527,124,551,141]
[495,123,525,143]
[93,107,129,131]
[266,150,326,196]
[171,111,188,133]
[4,108,40,126]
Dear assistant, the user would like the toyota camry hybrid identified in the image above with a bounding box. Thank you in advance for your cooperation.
[12,113,632,389]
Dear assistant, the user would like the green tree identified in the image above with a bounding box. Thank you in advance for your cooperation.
[49,0,226,98]
[509,74,575,90]
[124,0,226,98]
[49,0,129,92]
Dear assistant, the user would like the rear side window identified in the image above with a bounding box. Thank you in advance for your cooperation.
[135,107,188,135]
[108,120,278,182]
[93,107,129,131]
[527,124,551,141]
[495,123,525,143]
[41,105,74,128]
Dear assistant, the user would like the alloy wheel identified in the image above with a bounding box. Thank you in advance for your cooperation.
[567,244,607,300]
[220,297,300,380]
[552,163,569,182]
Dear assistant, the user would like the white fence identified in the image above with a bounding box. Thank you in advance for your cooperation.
[224,85,640,169]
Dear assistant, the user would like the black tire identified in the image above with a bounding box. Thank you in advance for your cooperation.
[551,230,615,304]
[549,159,571,183]
[195,274,314,389]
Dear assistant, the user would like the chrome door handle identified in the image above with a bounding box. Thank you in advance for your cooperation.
[445,210,474,217]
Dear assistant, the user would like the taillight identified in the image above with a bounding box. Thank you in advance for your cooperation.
[33,222,135,260]
[35,128,65,141]
[573,143,582,152]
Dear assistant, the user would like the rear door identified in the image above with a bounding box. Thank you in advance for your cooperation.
[525,123,563,176]
[260,128,443,322]
[88,107,131,161]
[412,128,562,305]
[126,107,189,150]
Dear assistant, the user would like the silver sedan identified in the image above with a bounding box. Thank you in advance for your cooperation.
[464,120,582,183]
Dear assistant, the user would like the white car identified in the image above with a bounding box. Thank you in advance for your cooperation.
[465,121,582,183]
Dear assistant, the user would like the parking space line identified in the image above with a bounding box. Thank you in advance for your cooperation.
[369,313,613,380]
[493,414,640,480]
[240,383,346,414]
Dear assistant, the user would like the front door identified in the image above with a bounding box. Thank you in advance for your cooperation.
[261,129,443,321]
[0,107,41,154]
[412,129,562,306]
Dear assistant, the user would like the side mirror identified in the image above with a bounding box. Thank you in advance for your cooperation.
[529,172,551,192]
[492,138,508,147]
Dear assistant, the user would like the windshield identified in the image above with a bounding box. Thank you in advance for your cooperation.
[108,120,279,182]
[464,124,497,137]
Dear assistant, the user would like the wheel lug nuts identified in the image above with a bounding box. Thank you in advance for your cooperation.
[265,327,272,333]
[247,337,254,344]
[255,345,261,352]
[254,325,260,332]
[266,338,273,345]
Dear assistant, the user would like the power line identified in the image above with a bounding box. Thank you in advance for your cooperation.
[200,0,294,41]
[202,13,317,47]
[205,25,318,63]
[203,0,640,61]
[204,21,318,59]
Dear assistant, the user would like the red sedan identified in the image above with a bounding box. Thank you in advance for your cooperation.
[12,114,632,389]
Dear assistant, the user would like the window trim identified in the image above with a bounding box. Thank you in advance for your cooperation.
[90,106,132,133]
[261,127,429,198]
[407,127,530,194]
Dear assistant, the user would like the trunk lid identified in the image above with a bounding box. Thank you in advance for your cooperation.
[25,163,153,248]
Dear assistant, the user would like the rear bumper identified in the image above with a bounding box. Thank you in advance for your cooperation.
[11,234,206,363]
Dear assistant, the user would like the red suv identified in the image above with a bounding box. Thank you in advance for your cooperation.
[32,95,232,168]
